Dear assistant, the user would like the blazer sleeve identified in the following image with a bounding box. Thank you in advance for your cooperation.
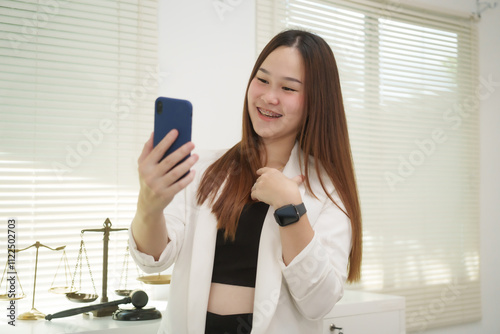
[279,194,352,320]
[128,187,187,274]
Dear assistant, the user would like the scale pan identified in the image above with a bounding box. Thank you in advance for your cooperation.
[115,289,133,297]
[66,292,99,303]
[49,286,76,294]
[0,293,25,301]
[137,274,171,285]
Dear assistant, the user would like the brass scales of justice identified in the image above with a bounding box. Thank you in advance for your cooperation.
[0,218,170,320]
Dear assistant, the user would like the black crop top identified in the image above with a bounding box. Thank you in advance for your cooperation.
[211,201,269,288]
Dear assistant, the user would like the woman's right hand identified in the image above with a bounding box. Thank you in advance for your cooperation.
[136,129,199,218]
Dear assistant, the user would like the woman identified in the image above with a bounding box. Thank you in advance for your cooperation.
[129,29,362,334]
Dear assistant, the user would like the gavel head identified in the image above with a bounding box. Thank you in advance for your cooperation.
[129,290,148,309]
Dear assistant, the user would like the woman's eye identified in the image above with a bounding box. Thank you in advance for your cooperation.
[283,87,296,92]
[257,77,268,84]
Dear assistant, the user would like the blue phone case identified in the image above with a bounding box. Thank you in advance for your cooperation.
[153,97,193,164]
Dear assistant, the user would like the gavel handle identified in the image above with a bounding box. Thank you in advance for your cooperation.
[45,296,131,320]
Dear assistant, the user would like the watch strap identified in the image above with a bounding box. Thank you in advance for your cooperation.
[294,202,307,217]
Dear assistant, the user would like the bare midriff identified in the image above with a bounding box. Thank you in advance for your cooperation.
[207,282,255,315]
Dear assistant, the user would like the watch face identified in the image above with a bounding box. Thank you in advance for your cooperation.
[275,205,299,226]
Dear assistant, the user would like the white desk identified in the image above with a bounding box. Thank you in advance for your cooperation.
[2,290,405,334]
[2,315,162,334]
[1,300,166,334]
[323,290,405,334]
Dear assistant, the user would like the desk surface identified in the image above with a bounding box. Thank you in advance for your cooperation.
[1,300,167,334]
[1,290,405,334]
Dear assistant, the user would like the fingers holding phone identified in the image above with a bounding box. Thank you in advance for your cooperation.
[156,130,193,174]
[137,130,198,216]
[156,131,199,187]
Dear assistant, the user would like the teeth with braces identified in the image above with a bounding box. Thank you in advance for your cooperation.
[258,108,282,118]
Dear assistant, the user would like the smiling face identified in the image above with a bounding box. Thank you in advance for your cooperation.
[247,46,305,146]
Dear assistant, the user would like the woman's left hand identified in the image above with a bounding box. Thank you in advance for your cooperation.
[251,167,304,208]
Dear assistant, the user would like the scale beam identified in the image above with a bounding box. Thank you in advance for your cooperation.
[15,242,66,253]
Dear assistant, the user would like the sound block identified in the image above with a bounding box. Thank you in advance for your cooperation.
[92,304,118,317]
[112,306,162,321]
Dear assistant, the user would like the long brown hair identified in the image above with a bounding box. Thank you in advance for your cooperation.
[197,29,362,282]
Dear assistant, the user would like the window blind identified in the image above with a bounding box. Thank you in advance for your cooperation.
[256,0,480,332]
[0,0,158,316]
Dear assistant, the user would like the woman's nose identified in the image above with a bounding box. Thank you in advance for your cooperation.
[261,89,279,105]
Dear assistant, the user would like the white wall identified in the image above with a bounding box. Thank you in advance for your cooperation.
[158,0,255,151]
[158,1,500,333]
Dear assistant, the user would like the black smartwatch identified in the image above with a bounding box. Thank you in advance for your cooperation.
[274,203,307,226]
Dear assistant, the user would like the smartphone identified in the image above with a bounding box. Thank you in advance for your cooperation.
[153,97,193,168]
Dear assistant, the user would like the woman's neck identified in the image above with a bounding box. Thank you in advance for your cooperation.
[261,137,295,169]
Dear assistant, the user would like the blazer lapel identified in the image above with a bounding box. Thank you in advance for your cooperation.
[187,203,217,334]
[284,143,324,224]
[252,208,282,333]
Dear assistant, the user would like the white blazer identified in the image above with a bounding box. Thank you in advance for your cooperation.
[129,142,352,334]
